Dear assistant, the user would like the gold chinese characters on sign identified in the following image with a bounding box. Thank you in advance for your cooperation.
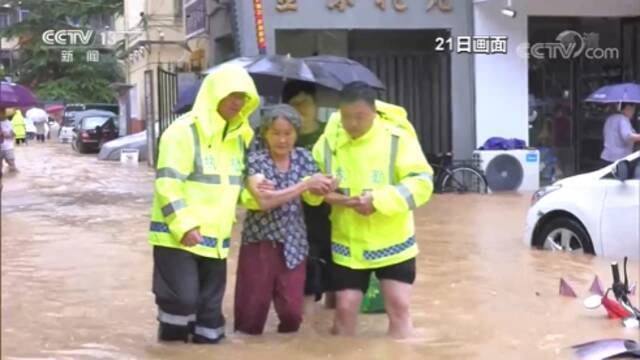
[276,0,298,12]
[319,0,453,12]
[327,0,355,11]
[426,0,452,12]
[375,0,407,12]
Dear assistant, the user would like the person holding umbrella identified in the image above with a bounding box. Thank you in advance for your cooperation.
[27,107,49,143]
[601,102,640,167]
[281,80,336,309]
[0,107,18,176]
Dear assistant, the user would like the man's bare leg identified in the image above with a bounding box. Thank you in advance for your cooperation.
[380,279,413,339]
[331,289,362,336]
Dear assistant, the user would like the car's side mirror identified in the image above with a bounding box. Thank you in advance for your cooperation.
[612,160,631,181]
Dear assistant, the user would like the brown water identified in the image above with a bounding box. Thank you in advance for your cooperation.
[2,143,639,359]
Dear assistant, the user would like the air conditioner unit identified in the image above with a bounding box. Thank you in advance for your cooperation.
[472,150,540,192]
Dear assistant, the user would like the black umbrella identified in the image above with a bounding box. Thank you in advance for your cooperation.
[302,55,385,91]
[206,55,316,96]
[174,55,387,113]
[173,55,318,113]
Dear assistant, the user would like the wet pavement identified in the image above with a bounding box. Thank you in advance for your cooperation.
[2,142,639,359]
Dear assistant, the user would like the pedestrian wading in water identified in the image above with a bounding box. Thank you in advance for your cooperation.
[234,104,336,335]
[148,65,268,344]
[313,82,434,339]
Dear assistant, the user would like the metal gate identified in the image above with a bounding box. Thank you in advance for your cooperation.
[158,67,179,136]
[351,52,452,155]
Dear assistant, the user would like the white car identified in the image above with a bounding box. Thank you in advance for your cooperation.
[59,125,74,143]
[525,151,640,259]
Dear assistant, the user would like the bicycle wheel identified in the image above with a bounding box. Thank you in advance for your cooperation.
[439,166,488,194]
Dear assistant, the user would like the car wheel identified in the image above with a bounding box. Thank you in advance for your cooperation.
[535,217,595,255]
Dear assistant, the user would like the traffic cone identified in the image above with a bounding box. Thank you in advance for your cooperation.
[559,278,577,298]
[589,275,604,296]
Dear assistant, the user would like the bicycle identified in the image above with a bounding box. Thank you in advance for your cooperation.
[426,152,488,194]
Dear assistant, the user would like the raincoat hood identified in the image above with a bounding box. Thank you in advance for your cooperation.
[190,64,260,142]
[12,109,25,124]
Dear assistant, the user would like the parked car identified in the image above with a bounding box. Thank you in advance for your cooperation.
[71,110,119,153]
[60,104,85,143]
[59,115,77,143]
[525,151,640,260]
[98,130,148,162]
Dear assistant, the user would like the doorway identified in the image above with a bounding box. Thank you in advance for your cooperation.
[275,29,452,155]
[529,17,639,181]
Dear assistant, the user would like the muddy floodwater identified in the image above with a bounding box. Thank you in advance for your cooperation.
[2,143,639,359]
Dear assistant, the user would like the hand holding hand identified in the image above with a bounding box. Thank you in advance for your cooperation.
[352,193,375,216]
[306,174,335,195]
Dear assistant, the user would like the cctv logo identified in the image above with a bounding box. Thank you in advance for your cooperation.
[42,30,95,46]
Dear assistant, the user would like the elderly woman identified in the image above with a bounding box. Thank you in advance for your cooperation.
[282,81,335,308]
[234,104,336,335]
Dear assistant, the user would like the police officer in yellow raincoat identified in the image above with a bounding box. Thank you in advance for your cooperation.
[9,109,27,145]
[312,82,434,339]
[149,65,260,344]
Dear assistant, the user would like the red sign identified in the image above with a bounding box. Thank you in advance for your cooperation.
[253,0,266,53]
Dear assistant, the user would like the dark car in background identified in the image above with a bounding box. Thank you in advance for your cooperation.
[71,110,119,153]
[61,103,119,143]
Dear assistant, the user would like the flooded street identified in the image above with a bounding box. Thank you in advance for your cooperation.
[2,143,638,359]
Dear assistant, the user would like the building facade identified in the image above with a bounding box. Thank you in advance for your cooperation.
[0,6,28,80]
[203,0,639,174]
[474,0,640,176]
[230,0,474,158]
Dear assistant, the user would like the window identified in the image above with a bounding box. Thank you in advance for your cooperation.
[82,116,110,130]
[0,13,10,29]
[19,10,29,22]
[90,14,114,30]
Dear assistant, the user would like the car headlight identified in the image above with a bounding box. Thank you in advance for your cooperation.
[531,184,562,206]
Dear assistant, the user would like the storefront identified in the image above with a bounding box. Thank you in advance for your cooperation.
[473,0,640,183]
[230,0,476,158]
[528,17,640,176]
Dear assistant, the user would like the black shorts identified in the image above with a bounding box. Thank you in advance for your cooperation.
[330,257,416,294]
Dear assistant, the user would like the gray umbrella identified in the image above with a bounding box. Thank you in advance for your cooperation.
[302,55,385,91]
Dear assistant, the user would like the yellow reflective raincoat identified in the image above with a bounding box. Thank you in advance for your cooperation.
[10,109,26,140]
[313,106,434,269]
[148,65,260,259]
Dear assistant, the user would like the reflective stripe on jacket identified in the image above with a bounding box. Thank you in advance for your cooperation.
[313,112,434,269]
[148,65,259,259]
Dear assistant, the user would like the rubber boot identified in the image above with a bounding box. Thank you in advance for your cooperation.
[157,322,189,343]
